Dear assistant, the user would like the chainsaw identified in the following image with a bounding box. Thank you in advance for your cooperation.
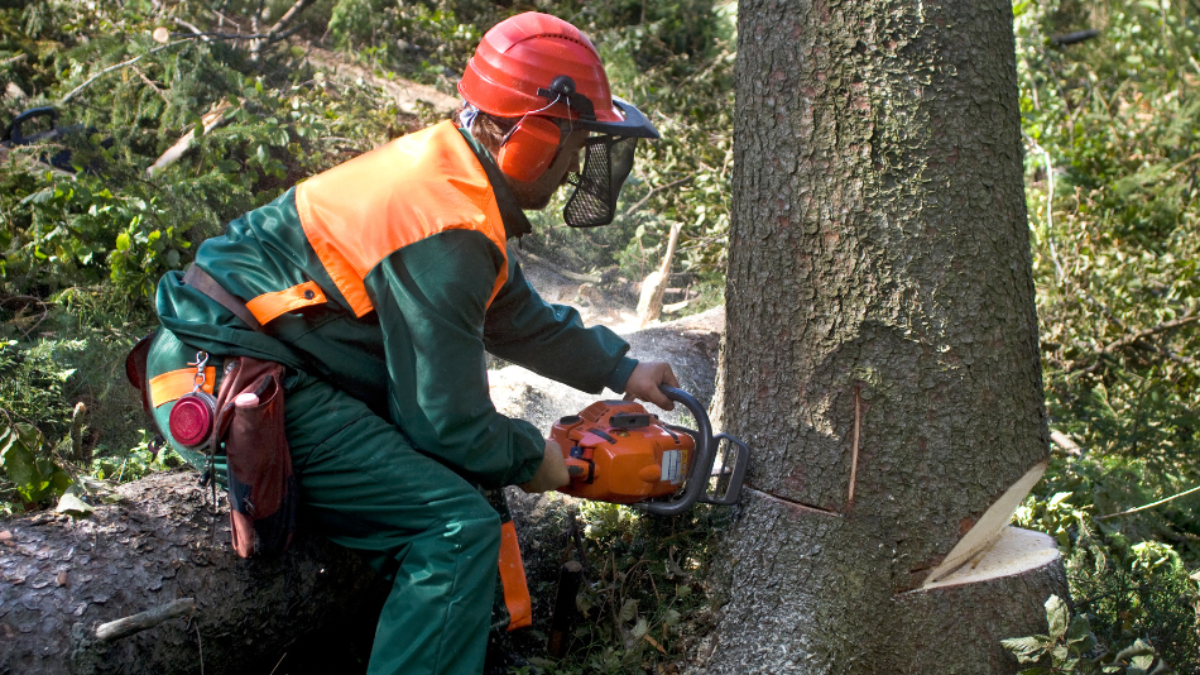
[549,386,749,515]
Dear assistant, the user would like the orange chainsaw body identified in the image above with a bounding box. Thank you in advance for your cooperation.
[550,400,695,504]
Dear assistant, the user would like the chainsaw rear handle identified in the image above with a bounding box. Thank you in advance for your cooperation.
[642,385,749,516]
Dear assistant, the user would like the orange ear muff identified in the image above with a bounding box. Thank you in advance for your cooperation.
[497,117,562,182]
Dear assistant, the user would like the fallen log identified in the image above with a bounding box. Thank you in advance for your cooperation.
[0,472,380,675]
[1,307,725,674]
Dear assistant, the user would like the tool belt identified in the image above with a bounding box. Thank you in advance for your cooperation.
[125,265,298,558]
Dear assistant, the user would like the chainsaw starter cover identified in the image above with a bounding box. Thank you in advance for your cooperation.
[550,399,694,504]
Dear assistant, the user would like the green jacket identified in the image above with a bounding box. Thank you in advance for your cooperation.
[155,121,636,488]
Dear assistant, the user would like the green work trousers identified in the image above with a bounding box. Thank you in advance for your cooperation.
[148,329,501,675]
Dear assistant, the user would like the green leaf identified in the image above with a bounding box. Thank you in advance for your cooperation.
[1115,639,1156,663]
[1045,595,1070,639]
[618,598,638,623]
[55,491,92,518]
[1051,644,1070,664]
[115,232,130,251]
[0,424,45,498]
[1130,654,1155,671]
[20,188,55,206]
[1067,615,1093,645]
[1003,636,1052,664]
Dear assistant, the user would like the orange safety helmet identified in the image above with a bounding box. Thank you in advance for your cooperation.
[458,12,658,140]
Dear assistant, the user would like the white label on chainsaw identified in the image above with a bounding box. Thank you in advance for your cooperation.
[662,450,683,484]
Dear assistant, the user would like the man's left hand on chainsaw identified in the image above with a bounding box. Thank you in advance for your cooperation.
[623,361,680,411]
[519,440,570,494]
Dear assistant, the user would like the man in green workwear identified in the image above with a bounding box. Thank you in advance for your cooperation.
[142,11,679,675]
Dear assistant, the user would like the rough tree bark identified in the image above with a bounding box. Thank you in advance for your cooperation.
[700,1,1066,674]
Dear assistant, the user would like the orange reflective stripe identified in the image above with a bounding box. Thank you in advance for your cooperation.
[244,280,327,325]
[149,367,216,408]
[295,121,510,318]
[498,520,533,631]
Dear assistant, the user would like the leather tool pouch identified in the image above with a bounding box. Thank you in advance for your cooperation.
[214,356,298,558]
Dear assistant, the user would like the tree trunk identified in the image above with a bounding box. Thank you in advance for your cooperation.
[703,1,1065,673]
[0,471,383,675]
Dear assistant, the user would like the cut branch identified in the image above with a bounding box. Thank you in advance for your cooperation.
[60,41,189,105]
[1049,429,1083,457]
[95,598,195,641]
[622,174,695,220]
[1096,484,1200,521]
[174,18,212,42]
[131,65,171,103]
[637,222,682,327]
[146,101,238,177]
[1100,313,1198,355]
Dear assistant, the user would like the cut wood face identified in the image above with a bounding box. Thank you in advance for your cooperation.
[918,526,1061,591]
[923,461,1049,586]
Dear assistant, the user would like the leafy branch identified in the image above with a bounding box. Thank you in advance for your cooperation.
[1003,595,1172,675]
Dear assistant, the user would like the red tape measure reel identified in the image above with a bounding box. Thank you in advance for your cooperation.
[168,352,218,448]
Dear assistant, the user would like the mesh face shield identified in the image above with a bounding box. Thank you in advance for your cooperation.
[563,135,639,228]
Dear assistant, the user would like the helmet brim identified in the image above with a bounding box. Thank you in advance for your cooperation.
[575,98,659,139]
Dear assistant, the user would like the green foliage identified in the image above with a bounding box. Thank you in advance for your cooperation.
[1014,2,1200,671]
[523,501,724,675]
[1018,0,1200,484]
[0,0,413,514]
[328,0,487,85]
[1,2,407,301]
[321,0,737,304]
[0,337,82,438]
[1016,490,1200,672]
[0,422,72,508]
[1004,595,1169,674]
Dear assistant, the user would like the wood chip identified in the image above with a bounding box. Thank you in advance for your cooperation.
[644,634,668,655]
[56,571,69,587]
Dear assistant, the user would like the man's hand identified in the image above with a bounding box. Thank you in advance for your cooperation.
[623,361,680,411]
[519,441,570,494]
